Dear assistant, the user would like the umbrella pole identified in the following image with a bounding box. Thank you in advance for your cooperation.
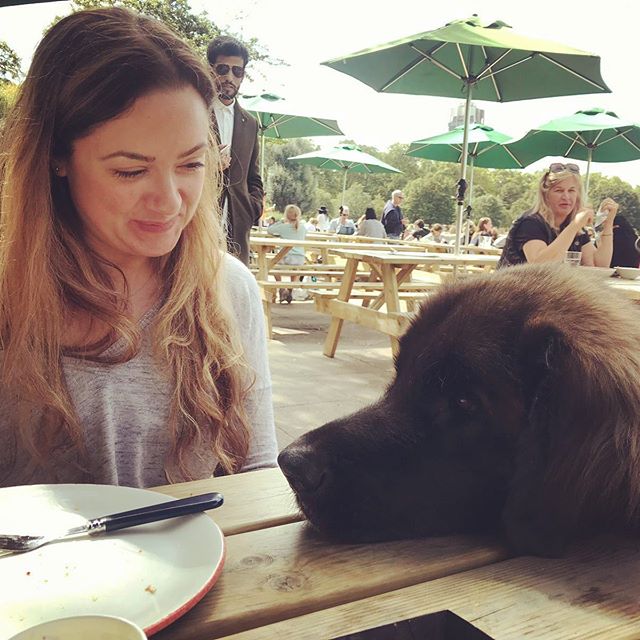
[341,169,348,205]
[260,130,266,182]
[585,147,592,196]
[454,85,473,255]
[465,155,475,245]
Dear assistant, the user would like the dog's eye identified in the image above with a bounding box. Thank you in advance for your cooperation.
[455,397,476,413]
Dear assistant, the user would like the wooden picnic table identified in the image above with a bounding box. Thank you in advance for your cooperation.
[151,467,640,639]
[320,249,500,358]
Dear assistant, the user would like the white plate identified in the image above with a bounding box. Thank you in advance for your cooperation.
[0,484,225,638]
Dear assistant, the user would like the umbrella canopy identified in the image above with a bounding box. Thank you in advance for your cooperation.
[407,123,518,169]
[407,123,520,242]
[239,92,344,179]
[322,15,611,252]
[504,108,640,192]
[287,144,402,204]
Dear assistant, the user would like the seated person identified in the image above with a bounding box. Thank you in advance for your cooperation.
[609,214,640,268]
[409,219,428,240]
[356,207,386,239]
[425,223,448,244]
[330,207,356,235]
[498,163,617,269]
[0,7,277,487]
[470,217,493,246]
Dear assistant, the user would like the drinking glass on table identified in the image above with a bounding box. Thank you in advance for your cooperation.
[565,250,582,266]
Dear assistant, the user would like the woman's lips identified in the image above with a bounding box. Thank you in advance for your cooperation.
[132,218,177,233]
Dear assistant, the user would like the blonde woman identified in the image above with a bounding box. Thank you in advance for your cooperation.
[498,163,618,268]
[267,204,307,303]
[0,8,277,487]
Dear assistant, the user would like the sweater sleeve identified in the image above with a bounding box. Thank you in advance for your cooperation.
[224,255,278,471]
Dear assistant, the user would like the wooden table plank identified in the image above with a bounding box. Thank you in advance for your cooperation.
[154,521,508,640]
[222,536,640,640]
[150,468,302,536]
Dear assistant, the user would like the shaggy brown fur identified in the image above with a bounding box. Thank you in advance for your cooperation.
[278,264,640,556]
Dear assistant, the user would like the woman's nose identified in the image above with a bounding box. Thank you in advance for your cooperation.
[148,172,181,214]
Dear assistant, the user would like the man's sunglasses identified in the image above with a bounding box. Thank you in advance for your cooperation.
[213,63,245,79]
[548,162,580,175]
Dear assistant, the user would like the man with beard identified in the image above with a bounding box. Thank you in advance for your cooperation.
[207,36,263,265]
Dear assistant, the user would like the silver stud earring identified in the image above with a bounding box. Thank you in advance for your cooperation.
[53,166,60,175]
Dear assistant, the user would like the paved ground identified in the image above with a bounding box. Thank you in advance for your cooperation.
[266,299,395,450]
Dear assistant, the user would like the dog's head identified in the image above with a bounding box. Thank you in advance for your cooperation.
[279,265,640,555]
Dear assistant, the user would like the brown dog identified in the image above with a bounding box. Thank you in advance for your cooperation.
[278,264,640,556]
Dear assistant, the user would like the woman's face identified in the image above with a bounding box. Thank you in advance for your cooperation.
[545,175,580,221]
[59,86,210,268]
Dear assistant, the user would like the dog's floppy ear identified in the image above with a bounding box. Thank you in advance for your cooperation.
[502,320,578,556]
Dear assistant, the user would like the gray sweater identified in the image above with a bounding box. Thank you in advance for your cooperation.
[0,255,278,488]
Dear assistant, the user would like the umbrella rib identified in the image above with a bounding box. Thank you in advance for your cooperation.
[308,117,343,134]
[618,131,640,153]
[500,146,526,169]
[478,45,503,101]
[382,42,461,90]
[537,53,608,91]
[455,42,469,79]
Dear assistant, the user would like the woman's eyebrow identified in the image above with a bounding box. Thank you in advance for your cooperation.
[100,143,207,162]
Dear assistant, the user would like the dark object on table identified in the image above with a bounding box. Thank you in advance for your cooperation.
[279,264,640,557]
[333,610,494,640]
[610,214,640,268]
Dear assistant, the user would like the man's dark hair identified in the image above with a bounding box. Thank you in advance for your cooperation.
[364,207,376,220]
[207,36,249,67]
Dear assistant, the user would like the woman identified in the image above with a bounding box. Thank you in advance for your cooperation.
[0,8,277,487]
[267,204,307,303]
[356,207,386,239]
[470,217,493,246]
[498,163,617,268]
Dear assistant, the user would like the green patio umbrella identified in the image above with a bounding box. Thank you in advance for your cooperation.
[504,108,640,193]
[322,15,611,253]
[239,93,344,179]
[287,144,402,205]
[407,123,523,197]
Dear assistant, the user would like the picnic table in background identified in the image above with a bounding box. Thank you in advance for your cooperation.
[150,468,640,640]
[249,236,434,337]
[319,248,500,357]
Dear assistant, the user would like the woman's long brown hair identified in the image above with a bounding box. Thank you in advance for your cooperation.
[0,7,250,481]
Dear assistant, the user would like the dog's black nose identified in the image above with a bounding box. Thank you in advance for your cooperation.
[278,446,326,494]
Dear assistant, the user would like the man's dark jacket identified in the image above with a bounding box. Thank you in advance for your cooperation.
[214,102,263,264]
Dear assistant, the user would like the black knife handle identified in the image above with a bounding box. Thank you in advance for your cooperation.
[95,492,224,533]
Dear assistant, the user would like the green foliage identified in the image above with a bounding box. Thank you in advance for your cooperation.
[588,174,640,230]
[61,0,270,62]
[0,41,21,83]
[404,174,456,224]
[0,82,18,124]
[469,194,506,228]
[266,138,317,213]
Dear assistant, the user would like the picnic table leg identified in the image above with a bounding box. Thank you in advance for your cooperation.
[381,263,402,356]
[323,257,359,358]
[256,246,274,339]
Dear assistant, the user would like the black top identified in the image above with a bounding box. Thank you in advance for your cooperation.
[498,211,591,269]
[382,201,403,236]
[610,214,640,268]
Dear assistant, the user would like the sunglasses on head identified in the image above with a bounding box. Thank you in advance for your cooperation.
[548,162,580,175]
[213,63,245,79]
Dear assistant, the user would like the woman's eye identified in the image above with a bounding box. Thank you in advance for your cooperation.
[114,169,145,179]
[182,161,205,171]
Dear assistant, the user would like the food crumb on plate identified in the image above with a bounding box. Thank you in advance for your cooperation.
[145,584,157,594]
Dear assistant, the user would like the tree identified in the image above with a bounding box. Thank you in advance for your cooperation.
[470,194,507,228]
[266,139,317,213]
[0,41,21,83]
[63,0,271,63]
[588,174,640,230]
[404,174,455,224]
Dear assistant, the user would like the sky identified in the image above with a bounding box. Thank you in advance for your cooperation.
[1,0,639,186]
